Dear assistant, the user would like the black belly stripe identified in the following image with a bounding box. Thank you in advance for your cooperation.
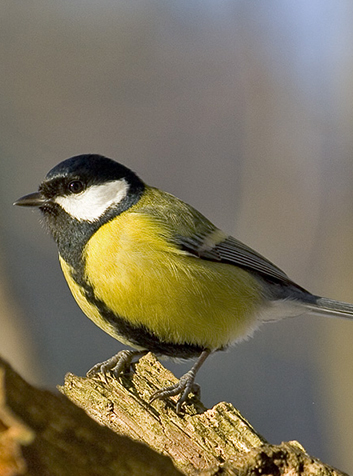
[51,196,206,358]
[70,262,205,358]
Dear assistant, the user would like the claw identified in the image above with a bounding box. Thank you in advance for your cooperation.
[150,350,210,413]
[86,350,147,380]
[87,349,211,414]
[150,372,201,413]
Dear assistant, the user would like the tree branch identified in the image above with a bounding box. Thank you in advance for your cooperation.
[0,353,348,475]
[0,355,181,476]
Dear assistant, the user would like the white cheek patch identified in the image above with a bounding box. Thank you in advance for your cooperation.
[55,179,129,222]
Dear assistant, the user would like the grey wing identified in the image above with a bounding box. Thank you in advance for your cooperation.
[178,232,305,289]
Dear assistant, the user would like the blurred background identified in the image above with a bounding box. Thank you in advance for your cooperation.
[1,0,353,472]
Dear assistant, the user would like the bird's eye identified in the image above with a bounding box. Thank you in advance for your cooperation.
[68,180,84,194]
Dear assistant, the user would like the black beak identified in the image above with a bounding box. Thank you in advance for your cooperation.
[14,191,49,208]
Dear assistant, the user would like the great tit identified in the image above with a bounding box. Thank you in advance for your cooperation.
[15,154,353,412]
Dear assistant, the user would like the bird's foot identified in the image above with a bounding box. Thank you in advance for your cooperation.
[86,350,147,380]
[150,369,200,414]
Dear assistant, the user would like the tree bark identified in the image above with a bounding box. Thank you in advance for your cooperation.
[0,353,348,476]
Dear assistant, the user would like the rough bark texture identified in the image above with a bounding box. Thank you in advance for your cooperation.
[0,355,181,476]
[0,353,348,476]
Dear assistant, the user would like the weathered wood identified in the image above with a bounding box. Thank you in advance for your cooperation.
[60,353,347,476]
[61,353,265,475]
[0,353,348,475]
[0,356,182,476]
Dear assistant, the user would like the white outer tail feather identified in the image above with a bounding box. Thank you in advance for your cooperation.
[256,296,353,325]
[306,297,353,319]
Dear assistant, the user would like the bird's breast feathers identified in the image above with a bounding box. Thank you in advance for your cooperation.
[61,203,262,350]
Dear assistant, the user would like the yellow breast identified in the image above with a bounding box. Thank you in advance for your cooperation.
[77,208,263,350]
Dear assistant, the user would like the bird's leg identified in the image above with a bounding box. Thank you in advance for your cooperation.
[86,349,148,379]
[150,349,211,413]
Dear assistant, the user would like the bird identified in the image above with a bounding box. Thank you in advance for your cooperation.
[14,154,353,413]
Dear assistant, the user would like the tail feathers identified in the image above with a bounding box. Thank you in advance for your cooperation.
[307,296,353,319]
